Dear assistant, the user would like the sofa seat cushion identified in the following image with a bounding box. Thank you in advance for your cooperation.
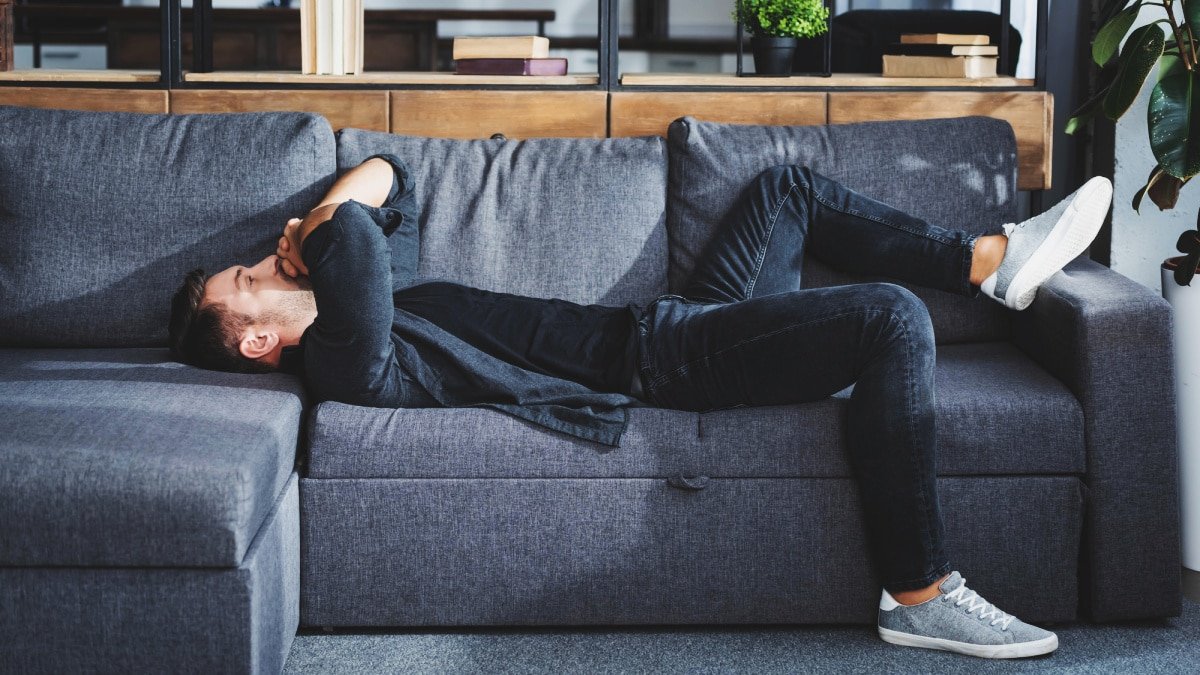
[0,348,306,567]
[307,341,1083,479]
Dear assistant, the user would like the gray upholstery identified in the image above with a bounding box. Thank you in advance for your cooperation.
[300,476,1083,626]
[0,474,299,674]
[306,341,1083,479]
[1013,257,1182,621]
[0,104,1182,674]
[666,115,1016,344]
[0,348,305,567]
[0,106,335,347]
[335,129,669,306]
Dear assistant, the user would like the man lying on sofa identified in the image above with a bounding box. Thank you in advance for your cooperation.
[169,153,1113,660]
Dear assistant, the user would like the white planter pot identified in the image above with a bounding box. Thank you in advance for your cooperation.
[1162,260,1200,572]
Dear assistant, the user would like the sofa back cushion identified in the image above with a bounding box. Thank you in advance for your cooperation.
[667,116,1017,343]
[336,129,669,306]
[0,106,335,347]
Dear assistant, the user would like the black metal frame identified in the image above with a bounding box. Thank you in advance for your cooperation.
[3,0,1049,94]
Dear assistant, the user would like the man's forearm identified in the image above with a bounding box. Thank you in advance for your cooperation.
[296,157,395,248]
[316,157,394,210]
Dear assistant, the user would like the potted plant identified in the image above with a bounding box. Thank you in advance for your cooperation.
[1067,0,1200,573]
[733,0,830,76]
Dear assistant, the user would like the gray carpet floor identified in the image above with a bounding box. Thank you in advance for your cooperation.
[284,596,1200,674]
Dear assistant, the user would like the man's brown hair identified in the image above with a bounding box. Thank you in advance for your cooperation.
[168,268,275,374]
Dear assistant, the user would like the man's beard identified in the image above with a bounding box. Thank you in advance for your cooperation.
[259,290,317,331]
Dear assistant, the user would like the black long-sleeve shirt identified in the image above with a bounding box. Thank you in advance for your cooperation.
[281,154,649,447]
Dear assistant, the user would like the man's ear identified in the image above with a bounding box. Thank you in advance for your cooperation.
[239,327,280,361]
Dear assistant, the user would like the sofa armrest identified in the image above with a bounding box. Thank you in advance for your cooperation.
[1011,256,1181,621]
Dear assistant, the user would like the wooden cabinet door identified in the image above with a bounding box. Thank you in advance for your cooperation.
[390,91,607,139]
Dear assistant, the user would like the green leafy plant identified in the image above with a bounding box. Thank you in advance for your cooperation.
[1065,0,1200,281]
[1068,0,1200,284]
[732,0,830,40]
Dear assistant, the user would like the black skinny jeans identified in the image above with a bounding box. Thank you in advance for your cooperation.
[636,165,983,593]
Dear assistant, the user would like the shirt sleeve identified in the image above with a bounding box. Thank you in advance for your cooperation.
[299,200,412,407]
[359,152,420,290]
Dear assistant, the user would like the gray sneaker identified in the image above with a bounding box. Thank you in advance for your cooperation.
[980,175,1112,311]
[877,571,1059,659]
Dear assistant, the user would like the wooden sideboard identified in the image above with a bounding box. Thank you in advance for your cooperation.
[0,86,1053,189]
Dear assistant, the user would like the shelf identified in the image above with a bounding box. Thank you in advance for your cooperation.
[620,73,1035,88]
[0,69,160,83]
[182,71,600,86]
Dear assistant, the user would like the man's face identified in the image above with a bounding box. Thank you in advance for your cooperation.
[204,254,314,322]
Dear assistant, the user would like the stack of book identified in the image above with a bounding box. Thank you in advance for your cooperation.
[882,33,998,78]
[452,36,567,76]
[300,0,364,75]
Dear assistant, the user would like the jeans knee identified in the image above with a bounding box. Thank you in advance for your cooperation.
[759,163,815,188]
[863,283,935,349]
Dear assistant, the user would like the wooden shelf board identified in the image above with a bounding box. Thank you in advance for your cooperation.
[183,71,600,85]
[620,72,1035,88]
[0,69,160,83]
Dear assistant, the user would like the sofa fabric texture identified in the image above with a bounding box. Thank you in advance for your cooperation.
[0,348,305,567]
[300,476,1083,626]
[306,341,1083,480]
[0,474,299,674]
[335,129,670,306]
[666,115,1015,344]
[0,106,335,347]
[1012,257,1182,621]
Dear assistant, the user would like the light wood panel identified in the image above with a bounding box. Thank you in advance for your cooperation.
[0,69,160,82]
[829,91,1052,190]
[0,86,167,113]
[621,72,1034,88]
[389,90,607,139]
[184,71,599,86]
[610,92,826,137]
[169,89,388,131]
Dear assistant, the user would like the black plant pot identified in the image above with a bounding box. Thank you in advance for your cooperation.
[751,36,797,76]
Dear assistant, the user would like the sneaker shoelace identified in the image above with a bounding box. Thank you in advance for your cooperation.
[943,577,1015,630]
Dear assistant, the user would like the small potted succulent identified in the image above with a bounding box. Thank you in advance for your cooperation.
[733,0,831,76]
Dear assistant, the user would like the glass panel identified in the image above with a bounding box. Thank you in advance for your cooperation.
[618,0,1039,79]
[193,0,599,77]
[11,0,160,74]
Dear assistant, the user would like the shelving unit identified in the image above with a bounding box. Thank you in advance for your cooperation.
[0,0,1054,195]
[0,0,1047,92]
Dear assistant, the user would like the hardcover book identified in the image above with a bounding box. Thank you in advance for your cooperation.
[455,58,568,76]
[899,33,990,45]
[0,0,12,73]
[884,43,998,57]
[882,55,998,78]
[452,36,551,60]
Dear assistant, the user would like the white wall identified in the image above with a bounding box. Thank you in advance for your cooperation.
[1110,8,1192,293]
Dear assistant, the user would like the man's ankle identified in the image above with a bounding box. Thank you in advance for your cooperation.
[969,234,1008,286]
[892,573,951,605]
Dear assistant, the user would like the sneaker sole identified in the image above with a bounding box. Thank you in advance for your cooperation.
[878,626,1059,659]
[1004,176,1112,311]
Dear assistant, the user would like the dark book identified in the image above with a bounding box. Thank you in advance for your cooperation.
[455,58,568,76]
[885,43,998,57]
[0,0,12,73]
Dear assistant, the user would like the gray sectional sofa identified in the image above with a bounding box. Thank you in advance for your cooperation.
[0,104,1181,673]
